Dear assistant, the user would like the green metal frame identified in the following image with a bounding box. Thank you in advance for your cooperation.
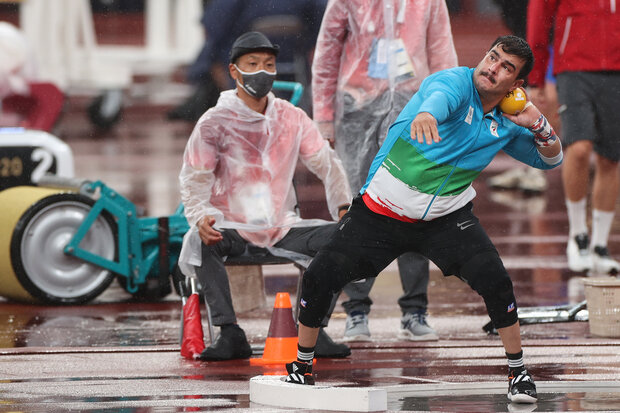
[63,181,189,293]
[272,80,304,106]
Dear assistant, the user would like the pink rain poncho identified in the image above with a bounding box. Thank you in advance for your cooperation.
[312,0,458,124]
[179,90,351,250]
[310,0,457,197]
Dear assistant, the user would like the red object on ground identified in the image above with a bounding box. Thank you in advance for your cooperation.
[180,293,205,360]
[2,82,64,131]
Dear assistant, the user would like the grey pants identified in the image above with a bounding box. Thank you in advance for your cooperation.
[194,225,339,326]
[335,91,430,315]
[342,252,429,315]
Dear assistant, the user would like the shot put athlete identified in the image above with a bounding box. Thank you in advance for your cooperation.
[285,35,562,405]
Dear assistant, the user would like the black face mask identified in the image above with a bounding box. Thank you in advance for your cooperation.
[234,65,276,98]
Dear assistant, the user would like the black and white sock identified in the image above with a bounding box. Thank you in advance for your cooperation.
[506,350,525,374]
[297,344,314,365]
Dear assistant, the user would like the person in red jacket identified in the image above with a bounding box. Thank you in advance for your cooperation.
[527,0,620,275]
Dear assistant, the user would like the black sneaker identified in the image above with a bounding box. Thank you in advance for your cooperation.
[592,245,620,275]
[285,360,314,385]
[508,369,537,404]
[198,325,252,361]
[315,327,351,358]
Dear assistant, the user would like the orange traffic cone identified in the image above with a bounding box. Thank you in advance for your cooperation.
[180,278,205,360]
[250,292,298,365]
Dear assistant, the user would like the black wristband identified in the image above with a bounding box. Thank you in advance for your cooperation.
[338,204,350,212]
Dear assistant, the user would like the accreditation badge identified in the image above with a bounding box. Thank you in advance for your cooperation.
[368,38,415,81]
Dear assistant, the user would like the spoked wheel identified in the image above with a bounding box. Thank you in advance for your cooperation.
[10,193,117,304]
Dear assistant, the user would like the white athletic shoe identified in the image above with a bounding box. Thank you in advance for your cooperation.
[518,168,548,193]
[487,168,526,190]
[343,312,371,342]
[398,311,438,341]
[489,191,546,214]
[591,246,620,275]
[508,403,538,412]
[567,233,593,273]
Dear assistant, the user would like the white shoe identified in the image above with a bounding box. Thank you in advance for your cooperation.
[566,233,592,273]
[487,168,526,189]
[591,246,620,275]
[398,311,438,341]
[518,168,548,193]
[343,312,371,342]
[508,403,537,412]
[489,191,546,214]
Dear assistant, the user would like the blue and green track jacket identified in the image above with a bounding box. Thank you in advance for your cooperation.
[360,67,562,221]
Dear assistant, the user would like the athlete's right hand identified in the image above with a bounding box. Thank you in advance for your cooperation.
[197,215,223,245]
[411,112,441,145]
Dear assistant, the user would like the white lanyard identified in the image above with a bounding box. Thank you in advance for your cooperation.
[397,0,406,23]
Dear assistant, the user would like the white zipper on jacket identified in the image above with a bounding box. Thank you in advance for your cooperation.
[558,16,572,55]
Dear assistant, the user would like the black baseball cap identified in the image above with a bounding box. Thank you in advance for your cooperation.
[229,31,280,63]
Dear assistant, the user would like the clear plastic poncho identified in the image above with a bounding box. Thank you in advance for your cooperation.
[178,90,351,274]
[311,0,458,195]
[312,0,458,123]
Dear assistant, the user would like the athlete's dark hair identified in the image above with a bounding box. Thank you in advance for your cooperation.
[489,35,534,80]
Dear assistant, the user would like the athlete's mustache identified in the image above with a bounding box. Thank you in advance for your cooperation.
[480,71,496,84]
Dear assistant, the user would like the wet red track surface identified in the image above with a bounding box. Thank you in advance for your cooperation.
[1,5,620,412]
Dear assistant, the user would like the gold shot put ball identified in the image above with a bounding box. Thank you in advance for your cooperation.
[499,87,527,115]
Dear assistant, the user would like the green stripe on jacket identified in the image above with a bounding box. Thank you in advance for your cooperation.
[382,137,480,196]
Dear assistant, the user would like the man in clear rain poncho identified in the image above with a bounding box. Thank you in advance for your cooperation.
[312,0,458,342]
[178,31,353,361]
